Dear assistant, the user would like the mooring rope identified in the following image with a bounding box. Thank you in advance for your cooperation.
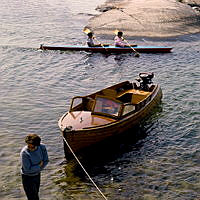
[62,136,108,200]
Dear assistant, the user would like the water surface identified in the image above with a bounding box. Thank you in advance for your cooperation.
[0,0,200,199]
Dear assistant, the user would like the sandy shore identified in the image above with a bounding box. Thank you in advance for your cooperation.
[86,0,200,38]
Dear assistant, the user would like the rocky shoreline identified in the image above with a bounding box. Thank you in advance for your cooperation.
[86,0,200,38]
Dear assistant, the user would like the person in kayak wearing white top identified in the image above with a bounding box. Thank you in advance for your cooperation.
[20,133,49,200]
[114,31,128,47]
[114,31,138,48]
[87,32,102,47]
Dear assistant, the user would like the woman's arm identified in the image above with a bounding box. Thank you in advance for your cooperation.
[40,144,49,169]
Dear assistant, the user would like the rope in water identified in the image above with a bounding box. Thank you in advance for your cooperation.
[62,136,108,200]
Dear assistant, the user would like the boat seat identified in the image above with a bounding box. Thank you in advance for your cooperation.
[117,93,132,103]
[102,89,117,97]
[83,97,95,111]
[131,91,150,104]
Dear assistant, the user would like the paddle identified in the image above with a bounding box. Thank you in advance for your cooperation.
[114,30,140,57]
[83,28,108,49]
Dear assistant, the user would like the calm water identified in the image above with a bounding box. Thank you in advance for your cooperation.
[0,0,200,199]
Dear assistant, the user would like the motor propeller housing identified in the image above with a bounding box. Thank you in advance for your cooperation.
[134,72,154,91]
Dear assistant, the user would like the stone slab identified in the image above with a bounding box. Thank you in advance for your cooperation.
[87,0,200,38]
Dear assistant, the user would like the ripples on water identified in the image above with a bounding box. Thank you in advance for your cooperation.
[0,0,200,199]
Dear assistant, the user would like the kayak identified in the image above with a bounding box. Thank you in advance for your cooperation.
[40,44,172,53]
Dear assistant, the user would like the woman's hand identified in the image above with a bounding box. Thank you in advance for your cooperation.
[39,161,44,167]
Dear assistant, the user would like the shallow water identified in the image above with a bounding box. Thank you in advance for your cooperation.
[0,0,200,199]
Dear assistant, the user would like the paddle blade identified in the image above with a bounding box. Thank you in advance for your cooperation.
[114,29,120,35]
[135,53,140,57]
[83,27,92,34]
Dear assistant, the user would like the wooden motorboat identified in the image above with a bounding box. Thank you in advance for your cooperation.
[40,44,172,53]
[58,73,162,157]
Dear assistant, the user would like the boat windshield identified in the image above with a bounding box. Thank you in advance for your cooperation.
[70,97,83,111]
[93,97,121,117]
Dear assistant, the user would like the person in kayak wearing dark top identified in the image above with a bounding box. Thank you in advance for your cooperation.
[20,133,49,200]
[87,32,102,47]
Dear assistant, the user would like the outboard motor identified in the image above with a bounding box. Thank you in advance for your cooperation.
[134,72,154,91]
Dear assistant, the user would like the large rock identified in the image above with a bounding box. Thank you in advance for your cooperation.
[87,0,200,38]
[181,0,200,5]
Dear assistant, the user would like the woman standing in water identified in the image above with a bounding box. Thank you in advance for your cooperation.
[20,134,49,200]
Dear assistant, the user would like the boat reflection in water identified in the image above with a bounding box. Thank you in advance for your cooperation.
[58,72,162,158]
